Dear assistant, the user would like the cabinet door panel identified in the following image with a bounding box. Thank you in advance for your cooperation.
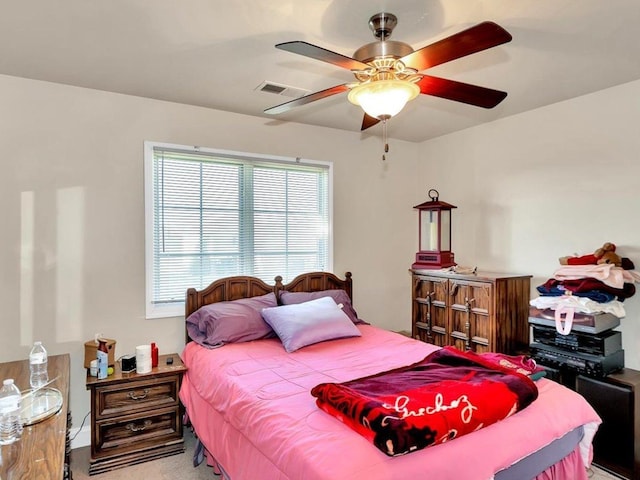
[470,338,491,353]
[413,276,448,345]
[449,281,492,352]
[449,308,469,348]
[430,304,448,347]
[449,281,491,311]
[412,276,432,342]
[430,278,449,346]
[449,336,469,352]
[468,283,492,352]
[413,301,431,343]
[470,307,491,345]
[448,282,474,350]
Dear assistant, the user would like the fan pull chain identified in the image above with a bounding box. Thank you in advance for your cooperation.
[382,119,389,161]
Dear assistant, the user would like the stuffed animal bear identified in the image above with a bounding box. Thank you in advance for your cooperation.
[559,242,622,267]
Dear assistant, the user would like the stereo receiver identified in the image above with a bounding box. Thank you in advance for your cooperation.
[530,343,624,378]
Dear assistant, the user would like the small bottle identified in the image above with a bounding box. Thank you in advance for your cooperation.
[97,340,108,380]
[0,379,23,445]
[29,341,49,389]
[151,342,159,368]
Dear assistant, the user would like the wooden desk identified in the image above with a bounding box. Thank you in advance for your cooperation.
[0,353,71,480]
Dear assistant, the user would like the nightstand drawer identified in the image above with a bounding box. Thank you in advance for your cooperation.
[94,406,182,459]
[96,375,180,419]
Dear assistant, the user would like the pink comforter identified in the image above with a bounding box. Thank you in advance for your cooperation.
[180,325,601,480]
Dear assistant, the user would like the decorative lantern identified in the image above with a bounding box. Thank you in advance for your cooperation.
[411,189,457,270]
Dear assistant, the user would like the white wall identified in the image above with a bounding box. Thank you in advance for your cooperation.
[416,79,640,369]
[0,74,422,427]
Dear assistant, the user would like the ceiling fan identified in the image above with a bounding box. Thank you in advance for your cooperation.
[265,13,512,157]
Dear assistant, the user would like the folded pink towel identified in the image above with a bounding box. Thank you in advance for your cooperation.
[553,264,640,289]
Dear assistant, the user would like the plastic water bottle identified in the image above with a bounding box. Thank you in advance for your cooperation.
[0,379,23,445]
[29,341,49,389]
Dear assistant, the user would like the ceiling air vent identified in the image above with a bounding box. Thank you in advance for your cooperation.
[255,81,310,98]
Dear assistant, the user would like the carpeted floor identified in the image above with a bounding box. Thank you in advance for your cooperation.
[70,428,215,479]
[70,428,620,480]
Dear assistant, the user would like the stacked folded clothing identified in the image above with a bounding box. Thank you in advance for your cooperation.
[531,246,639,332]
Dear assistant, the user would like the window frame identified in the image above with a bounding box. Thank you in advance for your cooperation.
[143,141,334,319]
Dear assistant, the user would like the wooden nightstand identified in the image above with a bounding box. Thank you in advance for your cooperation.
[85,353,186,475]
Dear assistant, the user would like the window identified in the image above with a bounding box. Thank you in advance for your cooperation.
[144,142,332,318]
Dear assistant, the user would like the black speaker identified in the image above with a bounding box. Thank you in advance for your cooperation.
[577,373,638,478]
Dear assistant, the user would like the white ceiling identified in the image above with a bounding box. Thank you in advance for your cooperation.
[1,0,638,143]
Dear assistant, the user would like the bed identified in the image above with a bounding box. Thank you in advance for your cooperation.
[179,271,601,480]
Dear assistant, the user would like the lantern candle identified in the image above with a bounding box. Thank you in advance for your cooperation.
[429,223,437,250]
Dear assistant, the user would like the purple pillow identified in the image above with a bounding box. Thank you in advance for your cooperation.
[186,293,277,347]
[261,296,361,353]
[279,289,366,324]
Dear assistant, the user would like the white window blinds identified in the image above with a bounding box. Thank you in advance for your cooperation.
[144,142,332,318]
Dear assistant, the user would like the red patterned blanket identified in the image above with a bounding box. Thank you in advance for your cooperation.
[310,346,538,456]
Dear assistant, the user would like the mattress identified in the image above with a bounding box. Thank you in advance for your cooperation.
[180,325,601,480]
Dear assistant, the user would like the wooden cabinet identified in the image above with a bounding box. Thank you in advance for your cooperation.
[0,354,71,480]
[85,353,186,475]
[576,369,640,479]
[411,269,531,354]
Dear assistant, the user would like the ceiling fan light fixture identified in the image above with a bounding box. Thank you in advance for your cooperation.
[347,79,420,120]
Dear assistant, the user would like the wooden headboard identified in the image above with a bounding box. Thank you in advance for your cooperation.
[185,271,353,342]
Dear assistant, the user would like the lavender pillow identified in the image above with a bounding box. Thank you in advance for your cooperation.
[261,296,361,353]
[279,289,366,324]
[186,292,277,348]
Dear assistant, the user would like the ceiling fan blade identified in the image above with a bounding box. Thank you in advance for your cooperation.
[264,84,350,115]
[400,21,512,72]
[417,75,507,108]
[276,41,370,71]
[361,114,380,131]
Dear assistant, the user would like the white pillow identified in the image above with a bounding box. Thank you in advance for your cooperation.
[261,296,361,353]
